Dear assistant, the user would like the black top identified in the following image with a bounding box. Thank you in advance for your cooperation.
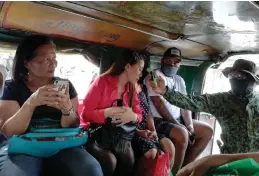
[137,84,150,130]
[1,78,78,122]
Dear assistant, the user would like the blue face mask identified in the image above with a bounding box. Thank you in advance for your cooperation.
[161,64,179,77]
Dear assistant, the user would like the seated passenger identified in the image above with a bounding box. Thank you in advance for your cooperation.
[81,49,144,176]
[133,73,175,168]
[0,35,102,176]
[177,152,259,176]
[144,47,213,174]
[149,59,259,155]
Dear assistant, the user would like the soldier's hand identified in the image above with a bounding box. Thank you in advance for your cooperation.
[149,76,167,95]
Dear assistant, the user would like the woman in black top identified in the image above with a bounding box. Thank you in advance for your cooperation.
[0,35,102,176]
[133,73,175,168]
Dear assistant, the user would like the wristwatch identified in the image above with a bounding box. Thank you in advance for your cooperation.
[62,106,74,116]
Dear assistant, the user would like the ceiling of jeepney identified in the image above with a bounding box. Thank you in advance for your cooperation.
[71,1,259,54]
[0,1,259,66]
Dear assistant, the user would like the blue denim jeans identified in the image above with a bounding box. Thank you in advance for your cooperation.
[0,133,103,176]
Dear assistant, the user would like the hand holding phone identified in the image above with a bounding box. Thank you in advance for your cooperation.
[146,68,157,86]
[49,78,73,112]
[52,78,69,94]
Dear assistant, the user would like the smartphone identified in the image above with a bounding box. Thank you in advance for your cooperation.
[52,78,69,94]
[150,71,157,86]
[146,68,157,86]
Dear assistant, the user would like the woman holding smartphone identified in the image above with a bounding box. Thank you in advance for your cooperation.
[0,35,102,176]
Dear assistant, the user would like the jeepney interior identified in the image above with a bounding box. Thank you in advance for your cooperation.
[0,0,259,164]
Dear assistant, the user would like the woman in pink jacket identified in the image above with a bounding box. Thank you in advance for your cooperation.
[81,50,145,176]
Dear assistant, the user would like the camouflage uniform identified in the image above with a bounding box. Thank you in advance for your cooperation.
[163,89,259,154]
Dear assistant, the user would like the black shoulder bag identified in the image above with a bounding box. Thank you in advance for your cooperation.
[89,83,137,150]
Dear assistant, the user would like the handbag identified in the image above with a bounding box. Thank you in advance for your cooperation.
[115,84,137,140]
[8,119,88,158]
[89,83,137,149]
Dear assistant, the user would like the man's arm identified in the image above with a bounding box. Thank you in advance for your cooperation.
[177,152,259,176]
[151,96,182,125]
[148,74,225,119]
[163,88,222,116]
[207,152,259,168]
[144,72,181,125]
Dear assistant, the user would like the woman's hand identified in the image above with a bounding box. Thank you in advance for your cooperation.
[45,86,73,112]
[148,130,158,140]
[148,76,167,95]
[111,107,138,126]
[27,84,60,107]
[104,107,126,118]
[137,129,157,140]
[176,156,212,176]
[137,129,151,139]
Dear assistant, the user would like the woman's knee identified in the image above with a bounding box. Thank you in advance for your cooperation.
[73,152,103,176]
[87,143,117,170]
[144,148,157,160]
[56,147,103,176]
[169,126,189,147]
[159,138,175,160]
[84,155,103,176]
[0,153,42,176]
[103,152,117,173]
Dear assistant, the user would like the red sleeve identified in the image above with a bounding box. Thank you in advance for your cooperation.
[80,76,106,126]
[132,87,143,124]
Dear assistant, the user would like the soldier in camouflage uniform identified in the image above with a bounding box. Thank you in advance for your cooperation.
[149,59,259,154]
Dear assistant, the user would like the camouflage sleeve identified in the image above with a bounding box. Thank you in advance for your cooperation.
[164,88,220,114]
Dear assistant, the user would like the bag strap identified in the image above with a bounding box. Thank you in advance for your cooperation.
[128,83,134,108]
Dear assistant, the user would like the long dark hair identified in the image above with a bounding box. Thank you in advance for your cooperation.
[103,49,146,76]
[12,35,55,81]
